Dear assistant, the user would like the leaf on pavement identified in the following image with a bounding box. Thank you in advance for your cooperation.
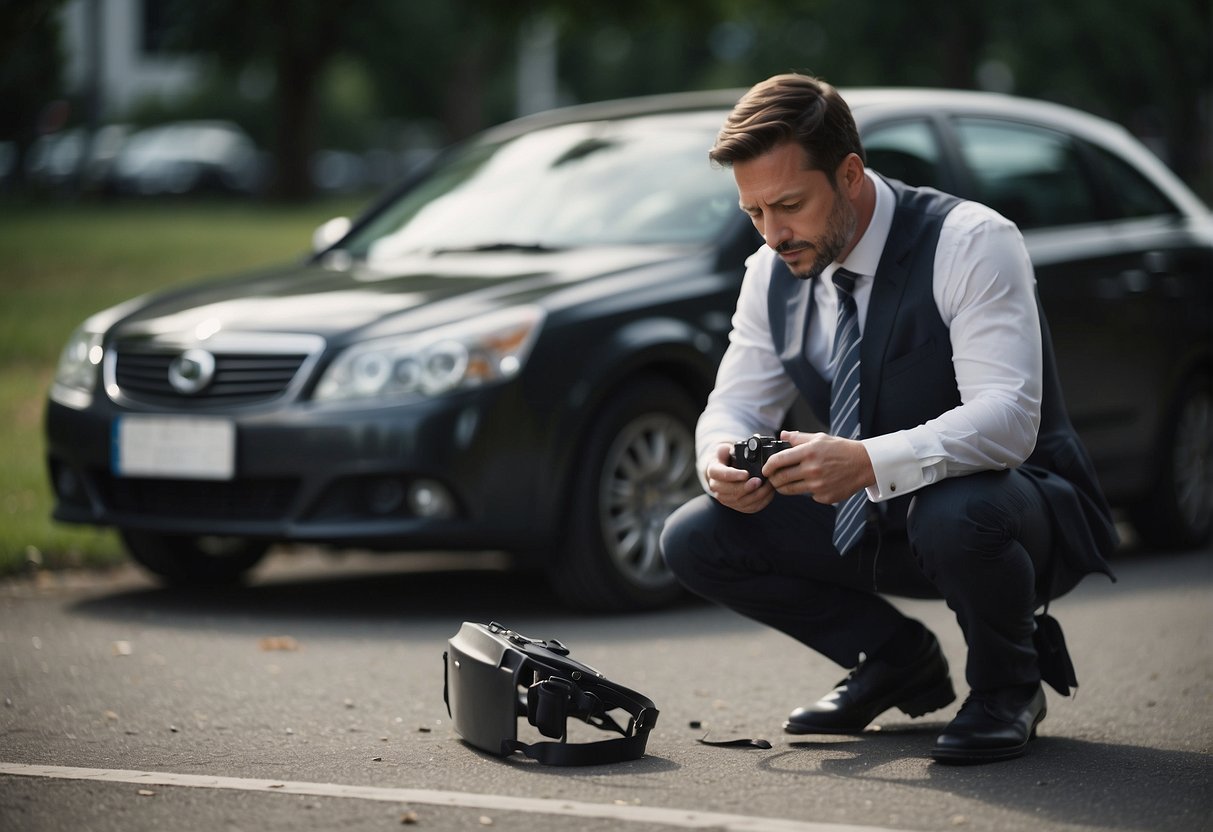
[259,636,299,651]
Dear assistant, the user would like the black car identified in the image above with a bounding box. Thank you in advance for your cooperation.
[46,89,1212,610]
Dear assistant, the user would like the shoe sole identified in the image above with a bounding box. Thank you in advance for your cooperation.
[784,675,957,735]
[783,721,864,736]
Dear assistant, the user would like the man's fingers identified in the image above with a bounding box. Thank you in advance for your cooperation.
[732,485,775,514]
[710,475,774,514]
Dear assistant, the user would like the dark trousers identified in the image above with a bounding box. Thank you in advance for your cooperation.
[660,469,1053,691]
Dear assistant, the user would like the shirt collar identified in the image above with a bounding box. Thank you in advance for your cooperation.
[825,169,894,282]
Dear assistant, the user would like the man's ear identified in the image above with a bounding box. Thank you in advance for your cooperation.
[837,153,865,195]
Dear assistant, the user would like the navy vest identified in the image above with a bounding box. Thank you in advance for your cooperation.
[766,178,1116,596]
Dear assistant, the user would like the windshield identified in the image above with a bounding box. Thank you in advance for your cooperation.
[343,111,738,264]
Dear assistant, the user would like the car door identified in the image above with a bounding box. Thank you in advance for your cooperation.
[943,115,1208,502]
[860,111,1165,500]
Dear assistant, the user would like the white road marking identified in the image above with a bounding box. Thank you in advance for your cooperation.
[0,762,905,832]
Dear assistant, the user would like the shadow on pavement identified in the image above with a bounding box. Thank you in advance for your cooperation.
[57,544,1209,646]
[63,550,717,637]
[452,737,682,776]
[769,728,1207,831]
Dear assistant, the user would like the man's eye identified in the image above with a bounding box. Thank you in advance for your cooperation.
[781,203,801,212]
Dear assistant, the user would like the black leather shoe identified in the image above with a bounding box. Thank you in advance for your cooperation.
[784,632,955,734]
[932,683,1047,764]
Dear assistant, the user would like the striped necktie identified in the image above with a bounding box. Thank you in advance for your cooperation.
[829,268,867,554]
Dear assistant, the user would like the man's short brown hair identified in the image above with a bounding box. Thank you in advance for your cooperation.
[709,73,865,176]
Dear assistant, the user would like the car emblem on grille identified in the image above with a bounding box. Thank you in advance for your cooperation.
[168,348,216,395]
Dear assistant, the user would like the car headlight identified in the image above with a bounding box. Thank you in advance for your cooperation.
[50,324,106,408]
[314,305,546,403]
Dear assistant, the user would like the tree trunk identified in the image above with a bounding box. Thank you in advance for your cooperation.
[939,3,986,89]
[270,46,320,202]
[441,47,487,142]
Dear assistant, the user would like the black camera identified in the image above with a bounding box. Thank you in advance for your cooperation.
[730,434,791,479]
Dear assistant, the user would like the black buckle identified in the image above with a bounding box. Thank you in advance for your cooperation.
[491,621,571,656]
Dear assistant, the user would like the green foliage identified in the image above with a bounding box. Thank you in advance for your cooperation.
[549,0,1210,196]
[9,2,1211,198]
[0,0,67,188]
[123,58,383,153]
[986,0,1211,192]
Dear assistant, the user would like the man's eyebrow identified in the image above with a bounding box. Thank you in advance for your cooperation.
[739,192,804,212]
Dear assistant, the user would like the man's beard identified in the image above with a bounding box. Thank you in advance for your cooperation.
[777,192,858,281]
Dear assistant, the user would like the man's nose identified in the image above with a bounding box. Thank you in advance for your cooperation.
[760,217,790,249]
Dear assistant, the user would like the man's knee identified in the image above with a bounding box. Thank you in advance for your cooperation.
[906,474,1021,574]
[907,470,1048,579]
[659,495,713,583]
[660,494,766,597]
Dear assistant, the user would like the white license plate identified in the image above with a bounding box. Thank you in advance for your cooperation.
[113,416,236,480]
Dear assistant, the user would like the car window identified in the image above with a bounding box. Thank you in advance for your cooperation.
[1083,142,1179,220]
[343,113,739,263]
[953,118,1099,230]
[862,119,946,191]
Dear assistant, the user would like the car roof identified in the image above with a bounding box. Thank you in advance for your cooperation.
[478,89,745,140]
[485,87,1208,217]
[843,88,1208,216]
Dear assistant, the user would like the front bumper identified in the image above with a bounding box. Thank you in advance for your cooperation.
[45,386,560,552]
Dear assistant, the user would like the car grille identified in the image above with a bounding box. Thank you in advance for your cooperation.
[98,473,298,521]
[114,349,309,407]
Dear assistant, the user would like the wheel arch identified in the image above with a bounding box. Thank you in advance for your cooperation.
[544,366,706,609]
[519,317,718,604]
[549,316,718,506]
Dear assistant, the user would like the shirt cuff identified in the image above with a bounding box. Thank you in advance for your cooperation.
[861,432,928,502]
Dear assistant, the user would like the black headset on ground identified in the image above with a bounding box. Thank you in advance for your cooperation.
[444,621,659,766]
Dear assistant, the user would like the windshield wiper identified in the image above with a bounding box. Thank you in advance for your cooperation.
[430,242,563,255]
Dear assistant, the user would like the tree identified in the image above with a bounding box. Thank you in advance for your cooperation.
[159,0,541,199]
[161,0,362,201]
[0,0,66,191]
[551,0,1210,197]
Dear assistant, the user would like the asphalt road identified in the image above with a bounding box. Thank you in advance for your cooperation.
[1,544,1209,832]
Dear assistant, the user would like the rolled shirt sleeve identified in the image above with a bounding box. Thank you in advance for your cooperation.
[862,202,1042,502]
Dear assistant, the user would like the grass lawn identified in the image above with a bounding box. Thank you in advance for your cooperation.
[0,196,366,576]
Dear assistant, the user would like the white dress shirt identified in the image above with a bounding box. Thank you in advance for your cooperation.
[698,170,1043,503]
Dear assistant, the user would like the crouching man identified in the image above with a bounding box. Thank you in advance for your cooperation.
[660,73,1116,764]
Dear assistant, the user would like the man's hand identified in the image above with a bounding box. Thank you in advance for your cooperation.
[706,442,775,514]
[763,430,876,504]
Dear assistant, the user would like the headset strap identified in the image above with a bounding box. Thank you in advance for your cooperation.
[503,673,658,765]
[501,731,652,766]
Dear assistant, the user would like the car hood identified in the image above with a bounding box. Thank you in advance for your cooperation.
[106,245,696,346]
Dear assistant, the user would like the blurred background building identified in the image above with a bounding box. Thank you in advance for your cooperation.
[60,0,203,120]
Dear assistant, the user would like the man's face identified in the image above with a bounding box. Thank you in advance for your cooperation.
[733,141,857,280]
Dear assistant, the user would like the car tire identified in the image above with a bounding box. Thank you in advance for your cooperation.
[1129,373,1212,549]
[120,530,269,586]
[550,375,702,611]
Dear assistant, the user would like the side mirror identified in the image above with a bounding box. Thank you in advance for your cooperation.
[312,216,352,253]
